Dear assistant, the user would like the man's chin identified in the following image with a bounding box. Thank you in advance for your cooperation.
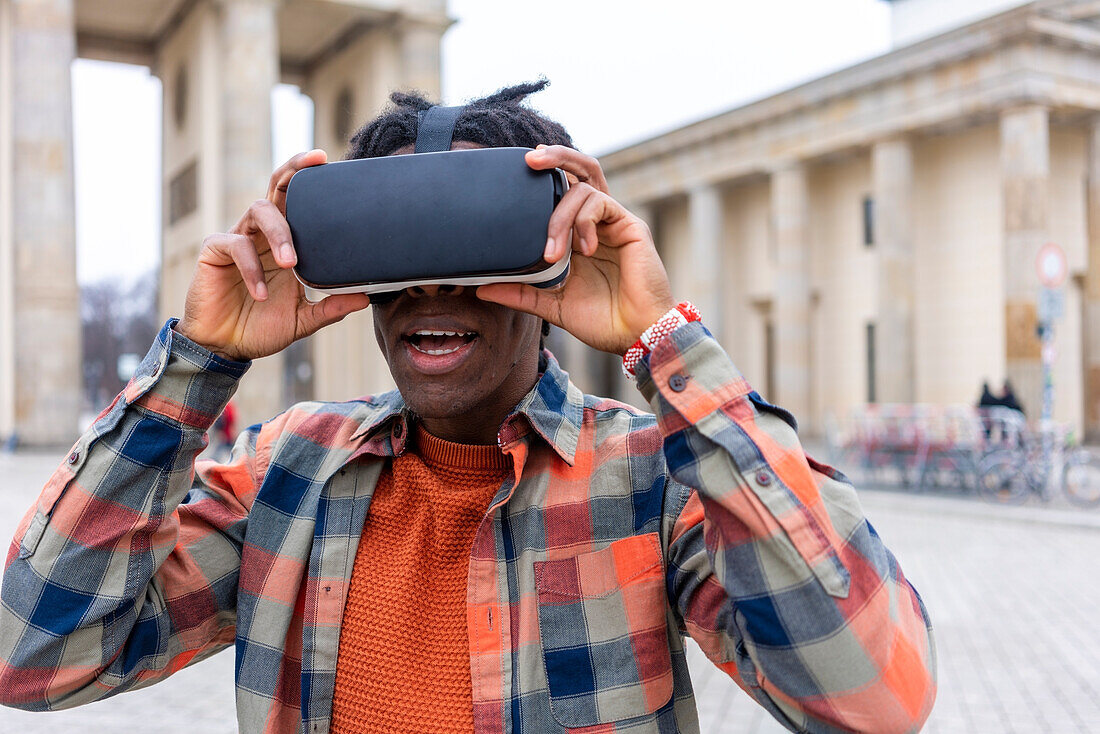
[396,374,482,420]
[404,401,491,430]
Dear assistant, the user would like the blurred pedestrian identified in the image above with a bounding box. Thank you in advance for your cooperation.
[977,380,998,409]
[977,380,999,439]
[1001,378,1024,416]
[212,399,237,459]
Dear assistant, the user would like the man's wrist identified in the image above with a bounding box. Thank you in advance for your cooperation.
[627,298,678,345]
[172,321,245,363]
[622,302,702,379]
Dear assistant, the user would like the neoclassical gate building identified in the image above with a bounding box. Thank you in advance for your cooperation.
[4,0,1100,446]
[595,0,1100,439]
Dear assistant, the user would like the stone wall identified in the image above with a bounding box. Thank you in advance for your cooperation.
[1,0,16,442]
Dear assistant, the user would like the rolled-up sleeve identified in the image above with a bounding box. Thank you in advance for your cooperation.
[0,319,257,711]
[638,321,936,734]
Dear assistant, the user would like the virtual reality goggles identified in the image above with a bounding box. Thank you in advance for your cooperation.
[286,104,571,303]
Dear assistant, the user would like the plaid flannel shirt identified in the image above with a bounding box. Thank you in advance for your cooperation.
[0,318,935,733]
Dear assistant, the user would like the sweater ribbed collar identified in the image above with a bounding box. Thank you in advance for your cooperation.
[412,423,511,470]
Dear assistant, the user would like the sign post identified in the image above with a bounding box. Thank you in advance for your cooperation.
[1036,243,1067,423]
[1035,243,1067,480]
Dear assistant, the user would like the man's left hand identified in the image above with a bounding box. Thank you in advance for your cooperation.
[476,145,676,356]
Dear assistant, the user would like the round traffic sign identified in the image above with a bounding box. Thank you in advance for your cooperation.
[1036,243,1067,288]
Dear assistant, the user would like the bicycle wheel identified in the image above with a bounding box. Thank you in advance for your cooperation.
[1062,449,1100,508]
[977,450,1031,504]
[919,453,972,492]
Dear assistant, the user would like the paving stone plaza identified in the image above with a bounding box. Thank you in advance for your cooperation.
[0,451,1098,733]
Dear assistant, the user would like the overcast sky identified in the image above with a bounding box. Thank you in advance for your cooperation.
[72,0,892,285]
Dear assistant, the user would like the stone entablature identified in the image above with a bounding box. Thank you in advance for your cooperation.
[73,0,449,72]
[602,1,1100,203]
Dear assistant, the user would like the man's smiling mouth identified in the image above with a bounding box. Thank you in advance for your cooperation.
[404,330,478,356]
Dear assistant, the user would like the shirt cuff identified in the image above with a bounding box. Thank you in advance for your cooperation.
[122,318,250,430]
[634,321,754,421]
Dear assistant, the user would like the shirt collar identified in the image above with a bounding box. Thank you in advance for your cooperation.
[508,349,584,466]
[347,349,583,466]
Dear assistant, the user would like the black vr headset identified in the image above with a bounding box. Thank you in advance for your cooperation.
[285,104,571,304]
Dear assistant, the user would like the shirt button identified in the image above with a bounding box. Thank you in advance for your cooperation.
[756,471,771,486]
[668,374,688,392]
[67,450,80,465]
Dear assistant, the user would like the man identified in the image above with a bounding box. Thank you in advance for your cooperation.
[0,81,935,733]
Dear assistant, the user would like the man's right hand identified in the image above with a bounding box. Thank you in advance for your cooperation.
[175,150,372,362]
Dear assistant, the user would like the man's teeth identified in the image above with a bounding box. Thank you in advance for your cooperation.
[413,344,464,355]
[409,329,475,356]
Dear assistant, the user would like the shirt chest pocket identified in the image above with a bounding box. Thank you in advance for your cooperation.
[533,532,674,729]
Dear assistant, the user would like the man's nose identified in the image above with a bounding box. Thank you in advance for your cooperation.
[406,283,464,298]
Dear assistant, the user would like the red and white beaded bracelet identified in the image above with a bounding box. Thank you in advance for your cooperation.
[622,302,702,378]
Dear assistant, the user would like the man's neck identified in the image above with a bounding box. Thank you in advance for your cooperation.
[416,367,540,446]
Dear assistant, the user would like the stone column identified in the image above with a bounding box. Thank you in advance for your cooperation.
[559,333,596,394]
[550,197,664,405]
[630,201,656,234]
[1085,115,1100,441]
[303,22,396,404]
[622,201,658,405]
[1000,105,1049,419]
[771,164,812,426]
[0,0,14,444]
[8,0,81,446]
[397,15,444,98]
[872,138,915,403]
[216,0,281,425]
[304,11,448,403]
[687,183,724,338]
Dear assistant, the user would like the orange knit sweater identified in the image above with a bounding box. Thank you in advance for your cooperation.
[330,424,509,734]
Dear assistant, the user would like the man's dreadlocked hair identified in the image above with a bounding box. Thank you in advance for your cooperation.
[345,78,573,347]
[345,78,575,161]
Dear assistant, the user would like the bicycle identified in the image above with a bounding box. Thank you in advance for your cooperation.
[976,420,1100,508]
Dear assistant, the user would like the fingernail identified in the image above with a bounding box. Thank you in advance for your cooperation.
[281,244,296,264]
[545,237,555,258]
[255,281,268,300]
